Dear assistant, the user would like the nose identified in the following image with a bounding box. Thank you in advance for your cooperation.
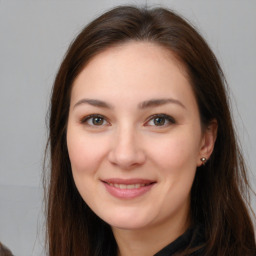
[108,126,146,169]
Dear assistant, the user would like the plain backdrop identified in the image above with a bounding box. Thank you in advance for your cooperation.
[0,0,255,255]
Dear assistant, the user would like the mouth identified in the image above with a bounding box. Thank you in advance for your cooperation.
[107,183,149,189]
[101,179,156,199]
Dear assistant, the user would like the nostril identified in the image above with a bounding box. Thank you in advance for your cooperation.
[107,146,146,169]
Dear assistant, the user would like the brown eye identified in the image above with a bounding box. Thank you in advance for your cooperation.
[81,114,109,126]
[92,117,104,125]
[145,114,176,127]
[153,117,166,126]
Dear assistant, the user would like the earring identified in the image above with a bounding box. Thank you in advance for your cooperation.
[200,157,207,165]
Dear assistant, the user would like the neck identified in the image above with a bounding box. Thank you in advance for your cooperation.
[112,213,190,256]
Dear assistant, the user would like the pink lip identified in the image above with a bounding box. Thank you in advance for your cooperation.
[101,178,156,199]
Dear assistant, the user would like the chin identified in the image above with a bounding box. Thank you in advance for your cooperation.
[110,220,148,230]
[101,211,153,231]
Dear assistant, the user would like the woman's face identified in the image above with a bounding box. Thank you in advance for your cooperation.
[67,42,214,232]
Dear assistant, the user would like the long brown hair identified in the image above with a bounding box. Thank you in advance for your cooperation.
[45,6,256,255]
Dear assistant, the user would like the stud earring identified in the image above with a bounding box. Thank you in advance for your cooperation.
[200,157,207,165]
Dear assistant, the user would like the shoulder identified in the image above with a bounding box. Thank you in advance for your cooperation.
[189,247,205,256]
[154,225,205,256]
[0,242,13,256]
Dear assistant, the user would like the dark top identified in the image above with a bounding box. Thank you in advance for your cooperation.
[154,225,205,256]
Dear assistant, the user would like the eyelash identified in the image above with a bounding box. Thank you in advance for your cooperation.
[80,113,176,127]
[145,114,176,127]
[80,114,110,126]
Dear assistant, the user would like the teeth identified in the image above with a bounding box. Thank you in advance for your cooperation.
[108,183,147,189]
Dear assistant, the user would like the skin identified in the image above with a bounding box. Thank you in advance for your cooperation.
[67,42,217,256]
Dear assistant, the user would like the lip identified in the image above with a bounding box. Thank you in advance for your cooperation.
[101,178,156,199]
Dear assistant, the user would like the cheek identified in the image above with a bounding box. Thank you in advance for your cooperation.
[66,129,109,207]
[66,129,108,174]
[149,130,201,170]
[151,132,200,207]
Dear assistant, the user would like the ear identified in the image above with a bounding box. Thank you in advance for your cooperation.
[197,119,218,166]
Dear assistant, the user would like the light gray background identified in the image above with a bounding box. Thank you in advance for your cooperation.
[0,0,255,255]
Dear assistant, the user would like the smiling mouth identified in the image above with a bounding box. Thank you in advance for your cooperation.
[102,179,156,199]
[107,183,150,189]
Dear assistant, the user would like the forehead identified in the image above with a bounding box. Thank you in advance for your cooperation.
[70,41,195,108]
[80,41,187,81]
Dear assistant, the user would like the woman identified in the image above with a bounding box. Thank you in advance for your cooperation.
[45,6,256,256]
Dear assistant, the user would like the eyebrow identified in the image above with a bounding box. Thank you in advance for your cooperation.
[73,98,113,109]
[139,98,186,109]
[73,97,185,110]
